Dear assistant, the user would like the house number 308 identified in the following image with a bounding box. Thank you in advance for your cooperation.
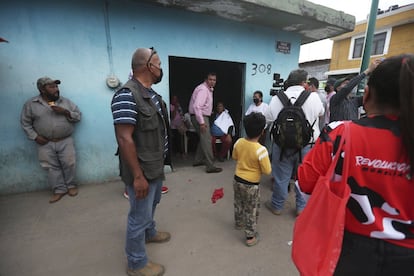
[251,63,271,76]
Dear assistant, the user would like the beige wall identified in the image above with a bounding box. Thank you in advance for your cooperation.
[388,23,414,56]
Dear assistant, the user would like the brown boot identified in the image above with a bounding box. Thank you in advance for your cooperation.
[68,187,78,197]
[146,231,171,243]
[49,192,66,203]
[126,261,165,276]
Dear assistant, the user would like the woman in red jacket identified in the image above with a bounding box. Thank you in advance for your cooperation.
[297,54,414,275]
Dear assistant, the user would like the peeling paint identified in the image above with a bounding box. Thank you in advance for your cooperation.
[283,23,305,31]
[299,26,345,40]
[182,0,248,22]
[143,0,355,44]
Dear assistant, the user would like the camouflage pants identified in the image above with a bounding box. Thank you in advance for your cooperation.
[233,180,260,238]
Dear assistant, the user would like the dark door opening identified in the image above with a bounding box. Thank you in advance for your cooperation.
[168,56,245,157]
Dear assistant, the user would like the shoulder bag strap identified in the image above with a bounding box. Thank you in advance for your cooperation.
[294,90,311,107]
[276,91,291,107]
[325,121,351,195]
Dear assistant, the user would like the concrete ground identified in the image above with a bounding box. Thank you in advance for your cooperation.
[0,157,299,276]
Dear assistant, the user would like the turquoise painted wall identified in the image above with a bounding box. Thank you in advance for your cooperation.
[0,0,301,194]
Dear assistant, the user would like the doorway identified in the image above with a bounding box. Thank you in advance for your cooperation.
[168,56,245,157]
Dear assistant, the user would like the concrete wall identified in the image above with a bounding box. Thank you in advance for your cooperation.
[0,0,301,194]
[299,60,330,82]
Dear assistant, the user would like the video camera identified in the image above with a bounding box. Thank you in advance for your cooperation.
[269,73,284,96]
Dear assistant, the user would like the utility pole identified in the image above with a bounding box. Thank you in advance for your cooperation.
[357,0,379,96]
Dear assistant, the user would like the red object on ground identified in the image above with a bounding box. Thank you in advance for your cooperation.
[211,188,224,203]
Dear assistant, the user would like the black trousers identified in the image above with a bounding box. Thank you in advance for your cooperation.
[334,231,414,276]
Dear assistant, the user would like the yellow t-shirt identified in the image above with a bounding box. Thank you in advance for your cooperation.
[232,138,271,183]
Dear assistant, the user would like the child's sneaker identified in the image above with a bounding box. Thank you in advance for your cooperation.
[161,186,169,194]
[246,233,259,247]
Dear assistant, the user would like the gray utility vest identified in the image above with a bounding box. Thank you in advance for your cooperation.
[119,79,168,184]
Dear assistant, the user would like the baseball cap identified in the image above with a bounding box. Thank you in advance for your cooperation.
[326,78,336,87]
[37,77,61,90]
[333,76,352,91]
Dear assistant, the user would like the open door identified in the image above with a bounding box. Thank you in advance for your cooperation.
[168,56,245,156]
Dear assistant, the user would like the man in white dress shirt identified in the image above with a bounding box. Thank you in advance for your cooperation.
[264,69,324,217]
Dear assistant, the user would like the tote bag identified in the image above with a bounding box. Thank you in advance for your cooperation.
[292,122,351,276]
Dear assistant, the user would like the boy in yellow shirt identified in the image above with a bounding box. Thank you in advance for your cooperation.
[232,112,271,246]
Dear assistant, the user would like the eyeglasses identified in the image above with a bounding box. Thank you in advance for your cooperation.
[146,47,157,67]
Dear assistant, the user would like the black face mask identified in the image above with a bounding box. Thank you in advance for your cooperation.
[148,63,163,84]
[154,69,163,84]
[253,98,260,104]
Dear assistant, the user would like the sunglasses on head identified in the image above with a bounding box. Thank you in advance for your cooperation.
[146,47,157,67]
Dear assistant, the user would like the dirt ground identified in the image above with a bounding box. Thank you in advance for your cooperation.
[0,156,299,276]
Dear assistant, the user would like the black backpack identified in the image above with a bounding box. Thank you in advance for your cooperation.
[270,90,314,161]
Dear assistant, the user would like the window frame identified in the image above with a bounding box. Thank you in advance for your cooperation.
[348,28,392,60]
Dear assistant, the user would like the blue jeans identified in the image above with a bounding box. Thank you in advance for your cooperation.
[270,143,310,212]
[126,178,162,270]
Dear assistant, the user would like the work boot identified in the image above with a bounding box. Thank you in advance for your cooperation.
[49,192,66,203]
[146,231,171,243]
[68,187,78,197]
[126,261,165,276]
[265,201,282,215]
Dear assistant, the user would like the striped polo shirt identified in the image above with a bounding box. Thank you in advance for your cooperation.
[111,87,168,155]
[111,88,137,125]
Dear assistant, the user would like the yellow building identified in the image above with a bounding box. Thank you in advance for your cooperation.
[327,3,414,77]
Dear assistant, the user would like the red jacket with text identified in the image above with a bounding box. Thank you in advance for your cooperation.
[298,116,414,249]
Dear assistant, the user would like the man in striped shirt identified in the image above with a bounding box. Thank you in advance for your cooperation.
[111,48,170,276]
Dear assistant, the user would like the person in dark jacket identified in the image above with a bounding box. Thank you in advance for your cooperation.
[329,59,381,122]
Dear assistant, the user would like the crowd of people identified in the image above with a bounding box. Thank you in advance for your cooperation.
[21,49,414,275]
